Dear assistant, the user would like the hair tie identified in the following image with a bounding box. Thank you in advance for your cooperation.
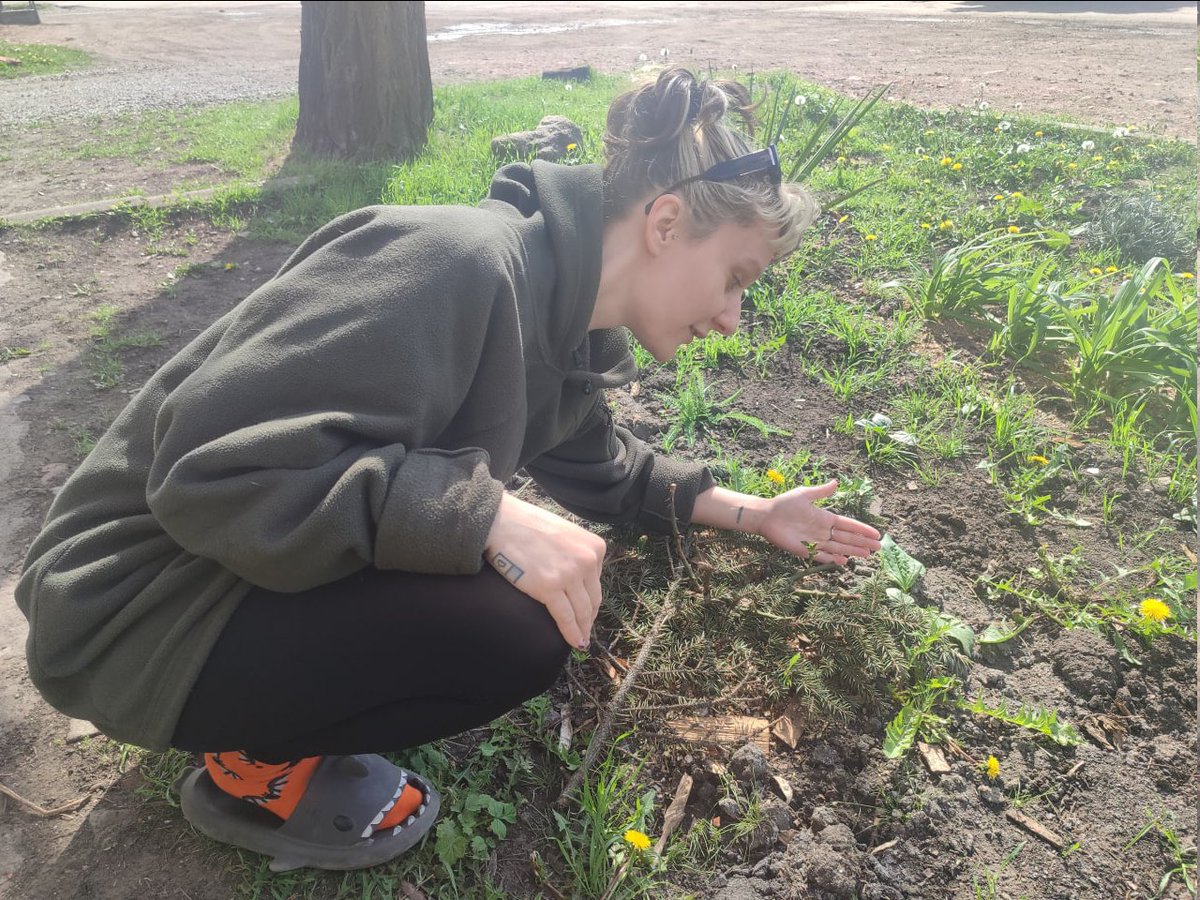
[687,82,703,124]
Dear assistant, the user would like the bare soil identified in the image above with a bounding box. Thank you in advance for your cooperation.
[0,3,1196,899]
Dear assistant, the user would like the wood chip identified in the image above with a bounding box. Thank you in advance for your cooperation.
[558,704,573,754]
[917,741,951,774]
[665,715,770,754]
[870,838,899,855]
[1065,761,1085,779]
[653,773,693,856]
[1005,809,1065,850]
[770,702,805,750]
[769,774,794,804]
[1182,544,1197,564]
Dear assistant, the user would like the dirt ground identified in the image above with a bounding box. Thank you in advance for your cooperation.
[0,2,1196,899]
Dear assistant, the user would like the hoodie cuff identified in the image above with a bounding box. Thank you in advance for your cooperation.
[639,456,716,534]
[375,449,503,574]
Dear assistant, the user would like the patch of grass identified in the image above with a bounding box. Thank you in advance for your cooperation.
[0,39,92,79]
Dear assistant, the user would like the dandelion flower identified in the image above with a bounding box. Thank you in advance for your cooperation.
[1105,265,1118,273]
[978,101,990,111]
[223,262,237,271]
[920,223,932,229]
[837,156,847,164]
[766,468,786,485]
[1139,598,1172,622]
[794,95,807,106]
[1180,272,1195,279]
[951,162,963,171]
[939,157,953,166]
[1092,155,1103,161]
[1007,225,1020,234]
[1010,191,1022,198]
[998,121,1012,131]
[994,127,1002,134]
[624,829,652,851]
[1027,454,1049,466]
[565,83,573,91]
[1034,130,1044,138]
[1081,140,1095,151]
[986,756,1001,779]
[1113,127,1129,138]
[938,219,954,231]
[1016,143,1032,154]
[993,194,1005,201]
[566,142,578,151]
[837,214,849,224]
[1089,267,1102,275]
[881,144,892,151]
[924,129,935,136]
[865,233,878,241]
[1066,162,1078,170]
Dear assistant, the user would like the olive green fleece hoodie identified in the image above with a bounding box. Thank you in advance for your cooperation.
[16,161,713,750]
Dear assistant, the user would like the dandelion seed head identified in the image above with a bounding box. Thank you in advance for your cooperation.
[794,95,807,106]
[999,121,1012,131]
[1016,143,1032,154]
[1081,140,1095,151]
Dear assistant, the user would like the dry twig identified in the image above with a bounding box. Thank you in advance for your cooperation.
[0,781,88,817]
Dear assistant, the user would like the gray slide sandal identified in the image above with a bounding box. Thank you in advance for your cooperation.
[176,754,441,872]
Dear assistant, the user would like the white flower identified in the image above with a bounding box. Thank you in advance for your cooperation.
[1112,127,1129,138]
[1081,140,1095,151]
[1016,143,1032,154]
[794,95,807,106]
[998,121,1012,131]
[978,101,990,111]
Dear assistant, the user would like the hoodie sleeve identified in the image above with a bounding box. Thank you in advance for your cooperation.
[144,207,512,592]
[524,397,714,534]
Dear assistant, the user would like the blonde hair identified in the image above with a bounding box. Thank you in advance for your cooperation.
[602,67,820,260]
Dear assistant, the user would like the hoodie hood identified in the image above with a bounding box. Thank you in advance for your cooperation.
[483,161,637,391]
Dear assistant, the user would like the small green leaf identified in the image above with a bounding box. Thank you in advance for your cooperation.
[435,819,468,868]
[882,705,921,758]
[880,534,926,591]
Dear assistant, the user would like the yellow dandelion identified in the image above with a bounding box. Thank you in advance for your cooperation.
[1007,225,1020,234]
[1105,266,1118,273]
[1010,191,1022,198]
[766,469,786,486]
[881,144,892,151]
[1180,272,1195,279]
[993,194,1005,201]
[223,262,237,271]
[1027,454,1049,466]
[994,126,1002,133]
[837,155,847,164]
[624,829,652,851]
[865,233,878,241]
[1089,267,1103,275]
[1128,124,1138,132]
[1066,162,1078,169]
[1034,130,1043,137]
[986,755,1000,779]
[939,157,953,166]
[938,219,954,231]
[1092,154,1103,161]
[837,214,849,224]
[566,142,578,151]
[924,129,935,136]
[920,223,932,229]
[952,162,963,171]
[1139,598,1171,622]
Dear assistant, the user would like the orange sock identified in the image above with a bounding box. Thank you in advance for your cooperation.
[204,752,422,831]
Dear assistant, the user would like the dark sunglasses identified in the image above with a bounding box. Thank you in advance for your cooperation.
[643,145,781,215]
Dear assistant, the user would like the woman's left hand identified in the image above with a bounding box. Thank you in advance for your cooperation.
[757,479,882,566]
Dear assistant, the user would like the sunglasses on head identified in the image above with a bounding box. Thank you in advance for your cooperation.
[643,145,781,215]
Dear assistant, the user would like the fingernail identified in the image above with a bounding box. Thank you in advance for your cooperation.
[577,641,588,650]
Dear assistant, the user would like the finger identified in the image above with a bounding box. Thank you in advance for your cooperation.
[807,479,839,499]
[813,550,849,566]
[584,570,603,620]
[566,584,595,643]
[829,527,882,552]
[823,539,875,558]
[546,592,587,649]
[833,515,882,541]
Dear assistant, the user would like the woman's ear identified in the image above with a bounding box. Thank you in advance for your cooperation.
[644,194,684,257]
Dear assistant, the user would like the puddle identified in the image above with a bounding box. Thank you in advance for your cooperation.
[428,18,666,42]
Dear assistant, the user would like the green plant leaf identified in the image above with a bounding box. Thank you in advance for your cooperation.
[882,704,920,758]
[880,534,926,591]
[436,819,469,869]
[978,617,1033,645]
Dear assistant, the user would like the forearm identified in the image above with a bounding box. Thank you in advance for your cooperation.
[690,485,771,535]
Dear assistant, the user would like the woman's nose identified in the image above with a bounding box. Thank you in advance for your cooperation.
[713,293,742,335]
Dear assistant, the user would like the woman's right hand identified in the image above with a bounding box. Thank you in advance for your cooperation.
[483,491,607,649]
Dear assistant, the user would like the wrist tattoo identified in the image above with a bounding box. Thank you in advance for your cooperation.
[492,552,525,584]
[735,506,744,525]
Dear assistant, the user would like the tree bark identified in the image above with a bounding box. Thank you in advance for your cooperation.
[295,1,432,161]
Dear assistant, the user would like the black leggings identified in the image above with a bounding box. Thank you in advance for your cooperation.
[171,566,571,762]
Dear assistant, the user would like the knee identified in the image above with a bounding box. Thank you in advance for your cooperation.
[487,585,571,701]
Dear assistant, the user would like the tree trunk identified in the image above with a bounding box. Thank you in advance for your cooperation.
[295,1,432,161]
